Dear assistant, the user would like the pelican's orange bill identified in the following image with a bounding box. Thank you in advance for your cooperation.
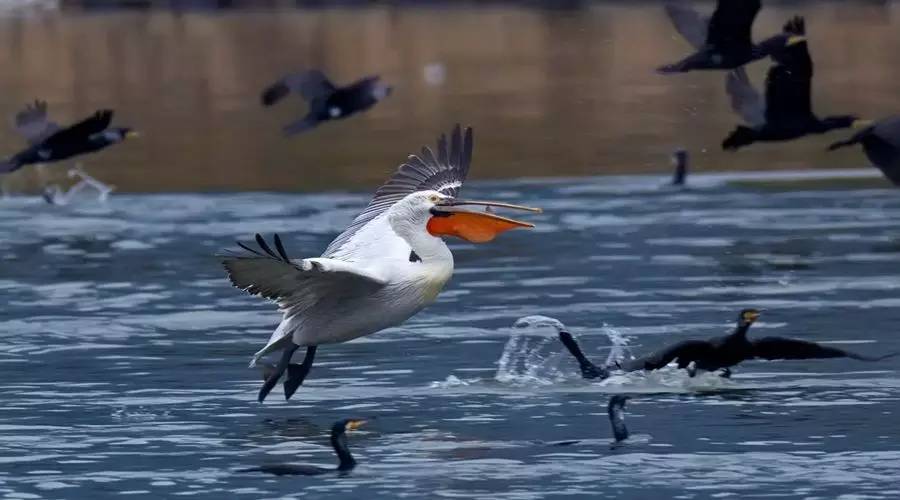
[427,210,535,243]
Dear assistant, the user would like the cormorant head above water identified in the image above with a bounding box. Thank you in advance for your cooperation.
[671,148,688,186]
[241,418,368,476]
[607,395,630,443]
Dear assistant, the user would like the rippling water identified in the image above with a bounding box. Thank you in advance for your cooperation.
[2,172,899,498]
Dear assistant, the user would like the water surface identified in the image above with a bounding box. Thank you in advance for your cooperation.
[2,173,900,498]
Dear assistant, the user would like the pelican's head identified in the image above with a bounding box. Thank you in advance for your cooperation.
[390,190,540,244]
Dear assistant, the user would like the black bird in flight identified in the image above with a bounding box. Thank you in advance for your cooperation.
[240,418,367,476]
[0,101,137,174]
[657,0,796,74]
[829,116,899,185]
[261,70,392,135]
[560,309,898,379]
[722,17,866,151]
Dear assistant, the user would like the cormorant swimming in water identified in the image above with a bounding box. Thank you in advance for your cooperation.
[657,0,795,74]
[0,101,138,174]
[671,149,688,186]
[241,418,367,476]
[560,309,899,379]
[722,17,866,151]
[549,396,631,446]
[608,395,630,443]
[261,70,392,135]
[828,116,899,185]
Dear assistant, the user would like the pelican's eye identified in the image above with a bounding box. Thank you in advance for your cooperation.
[428,194,441,204]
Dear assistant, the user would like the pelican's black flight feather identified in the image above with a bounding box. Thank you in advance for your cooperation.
[0,102,136,174]
[241,418,366,476]
[722,18,863,151]
[261,70,392,135]
[829,116,900,185]
[657,0,794,74]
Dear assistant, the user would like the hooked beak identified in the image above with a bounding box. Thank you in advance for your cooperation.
[126,130,141,139]
[786,35,806,46]
[427,199,542,243]
[346,419,367,431]
[852,119,874,129]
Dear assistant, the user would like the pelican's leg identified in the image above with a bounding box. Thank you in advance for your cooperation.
[685,362,698,378]
[719,367,732,379]
[284,346,317,400]
[258,342,298,403]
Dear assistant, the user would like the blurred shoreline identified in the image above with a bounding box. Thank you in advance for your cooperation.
[0,1,898,193]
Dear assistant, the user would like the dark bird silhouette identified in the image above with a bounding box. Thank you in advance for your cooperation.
[261,70,392,135]
[828,116,900,185]
[607,395,630,443]
[240,418,366,476]
[657,0,795,74]
[722,18,865,151]
[560,309,899,379]
[671,149,689,186]
[0,101,137,174]
[619,309,899,377]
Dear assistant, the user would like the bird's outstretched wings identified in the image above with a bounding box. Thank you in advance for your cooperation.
[663,0,708,49]
[13,100,59,144]
[619,340,715,371]
[726,68,766,127]
[261,70,336,106]
[764,17,813,124]
[322,124,473,257]
[751,337,898,361]
[706,0,760,52]
[44,110,114,149]
[223,233,387,317]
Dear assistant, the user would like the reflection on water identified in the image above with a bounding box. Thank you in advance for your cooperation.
[1,173,900,498]
[0,2,899,192]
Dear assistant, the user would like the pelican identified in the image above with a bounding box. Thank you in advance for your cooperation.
[223,125,541,402]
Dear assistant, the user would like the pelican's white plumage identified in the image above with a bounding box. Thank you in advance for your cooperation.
[221,125,536,402]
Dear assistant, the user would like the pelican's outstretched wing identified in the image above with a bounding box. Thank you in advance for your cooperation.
[322,124,473,257]
[223,233,387,317]
[14,100,59,144]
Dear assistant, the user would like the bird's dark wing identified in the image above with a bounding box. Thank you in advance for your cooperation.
[240,464,330,476]
[13,100,59,144]
[872,116,900,150]
[619,340,714,371]
[663,0,708,49]
[726,68,765,127]
[262,70,336,106]
[751,337,899,361]
[322,125,473,257]
[764,17,813,124]
[706,0,760,51]
[45,110,114,148]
